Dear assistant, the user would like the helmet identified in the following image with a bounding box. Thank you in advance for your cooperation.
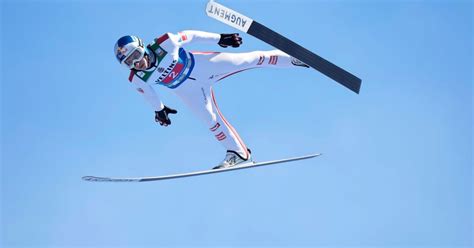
[114,35,145,69]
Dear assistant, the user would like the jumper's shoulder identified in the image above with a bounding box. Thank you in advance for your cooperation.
[154,33,171,45]
[150,32,180,51]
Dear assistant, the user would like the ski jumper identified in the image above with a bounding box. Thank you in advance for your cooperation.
[128,30,302,159]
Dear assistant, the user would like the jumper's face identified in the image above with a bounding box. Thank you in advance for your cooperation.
[123,48,149,70]
[133,56,149,71]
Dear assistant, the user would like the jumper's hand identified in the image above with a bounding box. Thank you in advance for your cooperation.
[155,106,178,127]
[218,33,242,48]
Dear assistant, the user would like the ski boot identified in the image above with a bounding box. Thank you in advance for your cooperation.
[212,149,253,170]
[291,57,310,68]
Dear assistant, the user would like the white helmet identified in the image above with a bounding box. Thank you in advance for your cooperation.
[114,35,145,69]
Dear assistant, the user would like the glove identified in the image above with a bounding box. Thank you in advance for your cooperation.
[218,33,242,48]
[155,105,178,126]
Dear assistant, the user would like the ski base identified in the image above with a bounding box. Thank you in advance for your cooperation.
[206,0,361,94]
[82,153,321,183]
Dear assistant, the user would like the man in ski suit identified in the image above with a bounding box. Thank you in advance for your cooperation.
[114,30,308,169]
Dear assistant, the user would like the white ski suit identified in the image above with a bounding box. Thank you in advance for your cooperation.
[128,30,303,159]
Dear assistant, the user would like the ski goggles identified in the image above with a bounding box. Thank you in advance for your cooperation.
[123,47,145,69]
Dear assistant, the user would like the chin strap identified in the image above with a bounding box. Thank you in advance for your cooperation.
[145,46,157,70]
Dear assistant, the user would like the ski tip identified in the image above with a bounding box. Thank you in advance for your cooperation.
[82,176,141,183]
[82,176,103,182]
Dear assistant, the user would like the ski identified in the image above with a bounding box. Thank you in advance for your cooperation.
[205,0,362,94]
[82,153,321,182]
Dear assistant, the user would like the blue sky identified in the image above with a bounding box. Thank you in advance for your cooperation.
[1,0,472,247]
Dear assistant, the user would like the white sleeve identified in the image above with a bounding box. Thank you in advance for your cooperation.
[170,30,221,46]
[129,73,164,111]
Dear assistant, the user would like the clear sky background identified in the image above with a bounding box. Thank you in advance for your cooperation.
[1,0,472,247]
